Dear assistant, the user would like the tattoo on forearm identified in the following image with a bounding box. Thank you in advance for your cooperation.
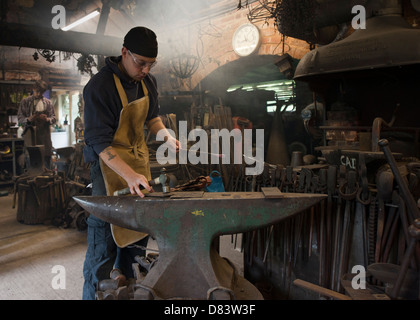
[102,147,116,161]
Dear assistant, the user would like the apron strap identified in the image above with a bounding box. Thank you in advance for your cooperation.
[141,79,148,97]
[113,74,129,108]
[113,74,148,109]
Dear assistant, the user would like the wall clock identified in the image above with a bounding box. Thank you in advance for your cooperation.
[232,23,261,57]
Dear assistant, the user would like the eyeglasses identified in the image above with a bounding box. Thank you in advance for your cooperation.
[128,50,157,70]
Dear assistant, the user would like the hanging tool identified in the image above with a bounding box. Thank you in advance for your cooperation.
[356,153,371,267]
[326,165,337,287]
[379,139,420,220]
[337,170,357,293]
[380,191,400,263]
[331,165,346,291]
[375,170,394,263]
[318,168,328,287]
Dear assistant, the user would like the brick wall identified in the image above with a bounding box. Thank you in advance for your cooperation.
[157,2,310,92]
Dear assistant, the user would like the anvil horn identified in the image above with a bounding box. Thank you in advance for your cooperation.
[74,195,150,234]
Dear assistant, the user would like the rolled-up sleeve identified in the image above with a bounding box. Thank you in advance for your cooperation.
[18,98,30,126]
[45,99,57,125]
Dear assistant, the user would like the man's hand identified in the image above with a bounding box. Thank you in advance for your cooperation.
[28,113,50,124]
[125,173,154,197]
[38,113,49,123]
[27,114,36,123]
[147,117,180,153]
[165,135,180,153]
[99,146,153,198]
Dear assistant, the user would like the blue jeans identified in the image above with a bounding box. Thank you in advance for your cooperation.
[82,161,148,300]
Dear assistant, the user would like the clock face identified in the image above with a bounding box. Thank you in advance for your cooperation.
[232,24,260,57]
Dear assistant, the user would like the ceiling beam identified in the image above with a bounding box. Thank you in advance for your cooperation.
[0,22,122,56]
[96,2,110,35]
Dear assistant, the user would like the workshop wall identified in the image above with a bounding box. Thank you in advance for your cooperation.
[189,11,308,90]
[155,1,310,93]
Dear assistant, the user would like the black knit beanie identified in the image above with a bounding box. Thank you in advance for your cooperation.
[123,27,158,58]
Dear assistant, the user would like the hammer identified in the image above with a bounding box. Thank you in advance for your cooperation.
[113,168,173,196]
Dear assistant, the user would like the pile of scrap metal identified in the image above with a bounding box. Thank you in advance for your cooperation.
[14,142,91,230]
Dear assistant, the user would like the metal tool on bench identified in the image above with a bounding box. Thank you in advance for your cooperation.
[74,188,326,300]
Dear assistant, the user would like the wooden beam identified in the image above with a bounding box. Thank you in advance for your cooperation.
[0,23,122,56]
[293,279,353,300]
[96,3,111,35]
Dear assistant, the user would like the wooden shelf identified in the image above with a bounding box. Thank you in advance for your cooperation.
[0,138,24,177]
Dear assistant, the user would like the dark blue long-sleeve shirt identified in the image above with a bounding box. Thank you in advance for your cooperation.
[83,56,160,163]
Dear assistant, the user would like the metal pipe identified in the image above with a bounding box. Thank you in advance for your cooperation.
[371,104,400,152]
[0,22,121,56]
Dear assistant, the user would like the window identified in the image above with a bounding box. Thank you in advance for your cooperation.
[227,79,296,113]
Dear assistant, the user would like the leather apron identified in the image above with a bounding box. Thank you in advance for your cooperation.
[99,74,151,248]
